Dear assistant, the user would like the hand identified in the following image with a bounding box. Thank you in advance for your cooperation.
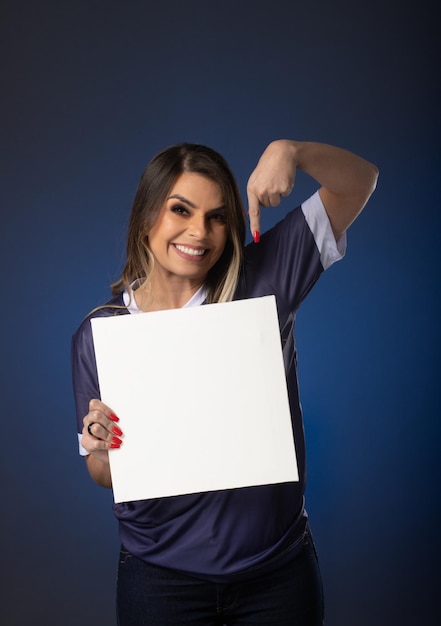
[82,399,124,463]
[246,140,297,241]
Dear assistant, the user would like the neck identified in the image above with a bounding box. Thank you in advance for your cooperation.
[134,277,204,312]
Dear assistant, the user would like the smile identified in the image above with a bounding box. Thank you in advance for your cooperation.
[174,244,208,257]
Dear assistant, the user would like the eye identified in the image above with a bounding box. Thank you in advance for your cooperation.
[208,212,227,224]
[170,204,190,216]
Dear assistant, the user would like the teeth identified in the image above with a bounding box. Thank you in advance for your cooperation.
[175,245,206,256]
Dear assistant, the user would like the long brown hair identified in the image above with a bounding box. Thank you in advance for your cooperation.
[111,143,246,304]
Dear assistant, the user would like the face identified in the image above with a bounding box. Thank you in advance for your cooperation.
[146,172,229,290]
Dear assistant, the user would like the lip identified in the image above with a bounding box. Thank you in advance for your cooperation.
[172,243,209,262]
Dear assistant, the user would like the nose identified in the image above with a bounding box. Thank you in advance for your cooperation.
[188,213,208,240]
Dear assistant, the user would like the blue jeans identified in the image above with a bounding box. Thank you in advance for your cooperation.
[116,528,324,625]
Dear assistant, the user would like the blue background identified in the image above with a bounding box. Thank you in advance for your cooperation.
[1,1,439,624]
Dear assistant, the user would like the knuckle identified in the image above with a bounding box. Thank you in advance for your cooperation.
[89,409,101,422]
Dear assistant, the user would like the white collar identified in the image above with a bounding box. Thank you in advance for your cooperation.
[123,283,208,314]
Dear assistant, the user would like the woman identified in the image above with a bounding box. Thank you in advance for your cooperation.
[72,139,378,625]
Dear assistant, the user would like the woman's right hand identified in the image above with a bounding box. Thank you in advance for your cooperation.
[82,398,124,464]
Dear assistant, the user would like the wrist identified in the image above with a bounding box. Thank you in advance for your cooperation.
[267,139,299,166]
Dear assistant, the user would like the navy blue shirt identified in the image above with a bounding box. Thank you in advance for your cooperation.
[71,192,345,581]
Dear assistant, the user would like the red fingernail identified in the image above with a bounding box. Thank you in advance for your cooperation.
[111,436,122,446]
[109,413,119,422]
[253,231,260,243]
[111,425,123,436]
[110,442,121,449]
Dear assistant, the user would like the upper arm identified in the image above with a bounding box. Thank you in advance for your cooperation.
[318,166,378,240]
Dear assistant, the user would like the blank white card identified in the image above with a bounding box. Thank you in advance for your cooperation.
[91,295,298,503]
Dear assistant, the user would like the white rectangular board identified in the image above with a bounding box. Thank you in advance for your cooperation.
[91,295,298,503]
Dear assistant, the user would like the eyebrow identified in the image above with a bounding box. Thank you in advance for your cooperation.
[168,194,226,213]
[168,194,197,208]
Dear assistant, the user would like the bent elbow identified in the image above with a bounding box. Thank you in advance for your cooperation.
[367,163,379,195]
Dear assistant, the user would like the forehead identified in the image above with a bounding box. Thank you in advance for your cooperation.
[167,172,224,205]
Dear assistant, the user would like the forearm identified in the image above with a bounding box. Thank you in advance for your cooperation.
[85,453,112,489]
[80,398,123,489]
[289,140,377,196]
[284,140,378,237]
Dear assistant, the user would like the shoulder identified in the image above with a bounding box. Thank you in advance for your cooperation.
[72,293,127,345]
[243,190,345,270]
[241,199,310,275]
[236,193,334,316]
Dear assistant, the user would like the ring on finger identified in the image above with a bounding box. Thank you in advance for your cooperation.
[87,422,96,436]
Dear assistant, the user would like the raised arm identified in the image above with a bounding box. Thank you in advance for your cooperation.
[247,140,378,241]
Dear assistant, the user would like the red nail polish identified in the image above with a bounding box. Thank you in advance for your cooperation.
[111,436,122,446]
[110,442,121,449]
[253,231,260,243]
[109,413,119,422]
[111,425,123,436]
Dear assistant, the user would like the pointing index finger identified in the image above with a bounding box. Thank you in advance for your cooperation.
[247,190,261,243]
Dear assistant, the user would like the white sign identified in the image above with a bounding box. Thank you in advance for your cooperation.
[91,296,298,503]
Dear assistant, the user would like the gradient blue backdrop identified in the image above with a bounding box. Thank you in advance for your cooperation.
[1,1,439,624]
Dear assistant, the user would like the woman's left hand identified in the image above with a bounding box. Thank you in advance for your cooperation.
[246,140,297,242]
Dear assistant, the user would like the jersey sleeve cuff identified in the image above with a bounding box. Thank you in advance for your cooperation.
[78,433,89,456]
[301,190,347,270]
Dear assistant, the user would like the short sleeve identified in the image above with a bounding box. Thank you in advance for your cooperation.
[239,191,347,325]
[71,319,100,455]
[301,191,346,269]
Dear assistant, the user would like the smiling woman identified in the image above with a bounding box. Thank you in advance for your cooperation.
[143,172,229,311]
[111,143,247,309]
[71,139,378,626]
